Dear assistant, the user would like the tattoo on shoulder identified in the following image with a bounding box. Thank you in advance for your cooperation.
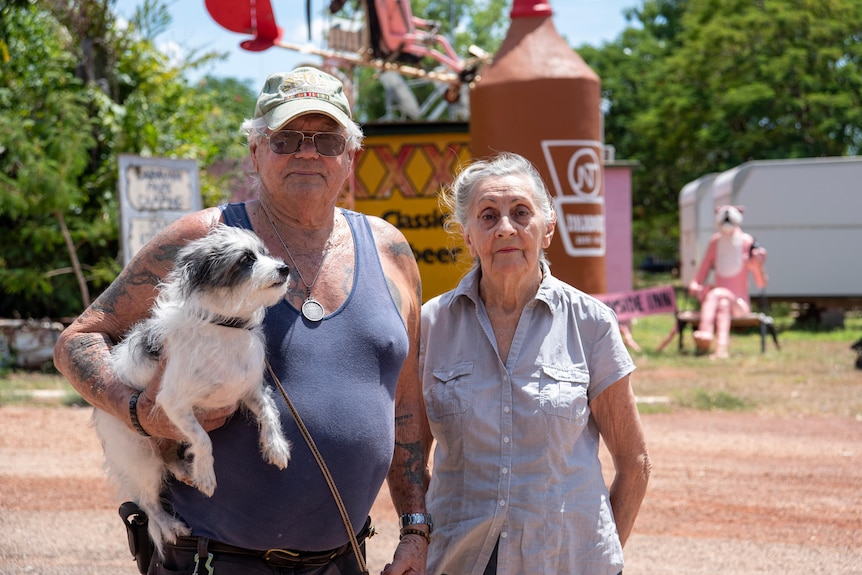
[389,238,413,260]
[386,275,403,313]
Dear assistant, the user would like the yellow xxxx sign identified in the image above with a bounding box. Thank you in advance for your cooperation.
[349,124,472,301]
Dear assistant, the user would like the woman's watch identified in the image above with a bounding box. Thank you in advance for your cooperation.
[399,512,434,534]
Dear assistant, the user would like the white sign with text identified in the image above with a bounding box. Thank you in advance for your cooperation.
[118,155,201,265]
[540,139,605,257]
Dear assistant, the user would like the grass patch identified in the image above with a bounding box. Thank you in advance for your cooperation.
[0,371,86,407]
[678,388,751,411]
[637,401,672,415]
[2,309,860,418]
[626,311,862,417]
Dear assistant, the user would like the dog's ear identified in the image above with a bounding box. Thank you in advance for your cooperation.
[172,238,219,300]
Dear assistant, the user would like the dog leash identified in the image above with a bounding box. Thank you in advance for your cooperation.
[264,358,370,575]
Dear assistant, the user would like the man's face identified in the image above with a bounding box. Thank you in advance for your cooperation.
[251,113,353,203]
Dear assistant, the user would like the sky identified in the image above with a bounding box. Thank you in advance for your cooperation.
[114,0,638,87]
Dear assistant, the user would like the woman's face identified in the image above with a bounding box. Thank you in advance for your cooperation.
[463,173,555,278]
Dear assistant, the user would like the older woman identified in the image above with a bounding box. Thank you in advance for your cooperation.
[419,152,651,575]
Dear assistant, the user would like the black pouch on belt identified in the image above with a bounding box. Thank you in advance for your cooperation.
[119,501,154,574]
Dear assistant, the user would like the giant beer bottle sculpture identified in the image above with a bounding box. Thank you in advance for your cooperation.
[470,0,606,293]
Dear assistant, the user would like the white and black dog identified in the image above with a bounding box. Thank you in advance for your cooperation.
[93,224,292,556]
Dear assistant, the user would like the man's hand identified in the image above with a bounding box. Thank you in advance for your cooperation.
[381,534,427,575]
[133,358,238,439]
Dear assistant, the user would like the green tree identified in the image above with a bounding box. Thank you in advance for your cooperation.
[0,4,104,317]
[580,0,862,263]
[0,0,254,319]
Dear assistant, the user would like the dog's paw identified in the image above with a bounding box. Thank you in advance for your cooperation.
[262,436,292,470]
[163,518,192,543]
[149,510,191,551]
[192,468,218,497]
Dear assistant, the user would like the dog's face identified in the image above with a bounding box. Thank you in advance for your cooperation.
[172,225,290,315]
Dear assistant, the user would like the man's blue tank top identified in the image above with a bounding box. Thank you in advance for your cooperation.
[167,203,409,551]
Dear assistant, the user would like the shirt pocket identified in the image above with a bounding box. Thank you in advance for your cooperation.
[426,361,473,418]
[537,364,589,423]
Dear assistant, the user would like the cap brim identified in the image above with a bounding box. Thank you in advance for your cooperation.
[264,100,352,131]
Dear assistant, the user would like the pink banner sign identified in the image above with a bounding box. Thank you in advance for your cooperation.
[595,285,677,322]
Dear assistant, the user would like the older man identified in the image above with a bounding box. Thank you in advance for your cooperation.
[54,67,429,575]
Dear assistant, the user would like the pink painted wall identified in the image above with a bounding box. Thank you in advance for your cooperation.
[603,163,635,293]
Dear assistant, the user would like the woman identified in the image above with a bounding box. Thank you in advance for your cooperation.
[420,152,651,575]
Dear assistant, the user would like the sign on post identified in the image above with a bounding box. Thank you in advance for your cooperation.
[594,285,677,323]
[118,155,201,265]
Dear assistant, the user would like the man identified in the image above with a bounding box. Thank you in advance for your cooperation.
[54,66,430,575]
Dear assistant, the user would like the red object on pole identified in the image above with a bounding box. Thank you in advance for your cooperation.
[470,1,608,294]
[204,0,282,51]
[510,0,553,19]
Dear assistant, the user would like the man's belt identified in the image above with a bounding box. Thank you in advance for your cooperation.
[171,517,374,568]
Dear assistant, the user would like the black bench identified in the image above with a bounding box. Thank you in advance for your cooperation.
[674,310,780,353]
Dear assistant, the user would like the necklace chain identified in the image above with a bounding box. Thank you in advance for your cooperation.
[262,205,336,297]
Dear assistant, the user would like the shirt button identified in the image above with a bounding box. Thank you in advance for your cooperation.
[503,405,511,413]
[499,499,506,507]
[503,436,510,443]
[500,532,508,539]
[501,467,509,475]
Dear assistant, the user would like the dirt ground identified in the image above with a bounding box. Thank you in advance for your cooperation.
[1,404,861,574]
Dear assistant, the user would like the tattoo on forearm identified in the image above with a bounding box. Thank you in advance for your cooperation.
[68,334,112,393]
[395,439,425,486]
[395,413,424,485]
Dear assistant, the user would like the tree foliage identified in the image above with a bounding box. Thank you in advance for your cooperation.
[2,0,861,318]
[578,0,862,262]
[0,0,254,319]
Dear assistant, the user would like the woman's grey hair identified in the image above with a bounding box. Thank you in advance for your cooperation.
[240,116,365,153]
[440,152,555,266]
[442,151,554,228]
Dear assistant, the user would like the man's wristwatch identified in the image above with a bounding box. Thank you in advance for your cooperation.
[399,512,434,534]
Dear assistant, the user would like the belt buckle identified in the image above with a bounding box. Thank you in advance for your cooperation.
[263,547,338,568]
[263,548,301,566]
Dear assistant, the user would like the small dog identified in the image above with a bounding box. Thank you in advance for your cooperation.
[93,224,293,557]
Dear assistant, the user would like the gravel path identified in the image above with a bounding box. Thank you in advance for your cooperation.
[1,406,860,574]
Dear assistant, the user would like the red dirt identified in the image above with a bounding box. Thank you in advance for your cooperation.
[1,405,861,574]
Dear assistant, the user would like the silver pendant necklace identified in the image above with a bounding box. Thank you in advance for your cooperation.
[262,205,337,322]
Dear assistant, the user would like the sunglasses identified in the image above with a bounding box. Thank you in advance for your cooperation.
[258,129,349,157]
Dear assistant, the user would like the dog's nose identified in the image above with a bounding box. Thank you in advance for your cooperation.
[278,264,290,278]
